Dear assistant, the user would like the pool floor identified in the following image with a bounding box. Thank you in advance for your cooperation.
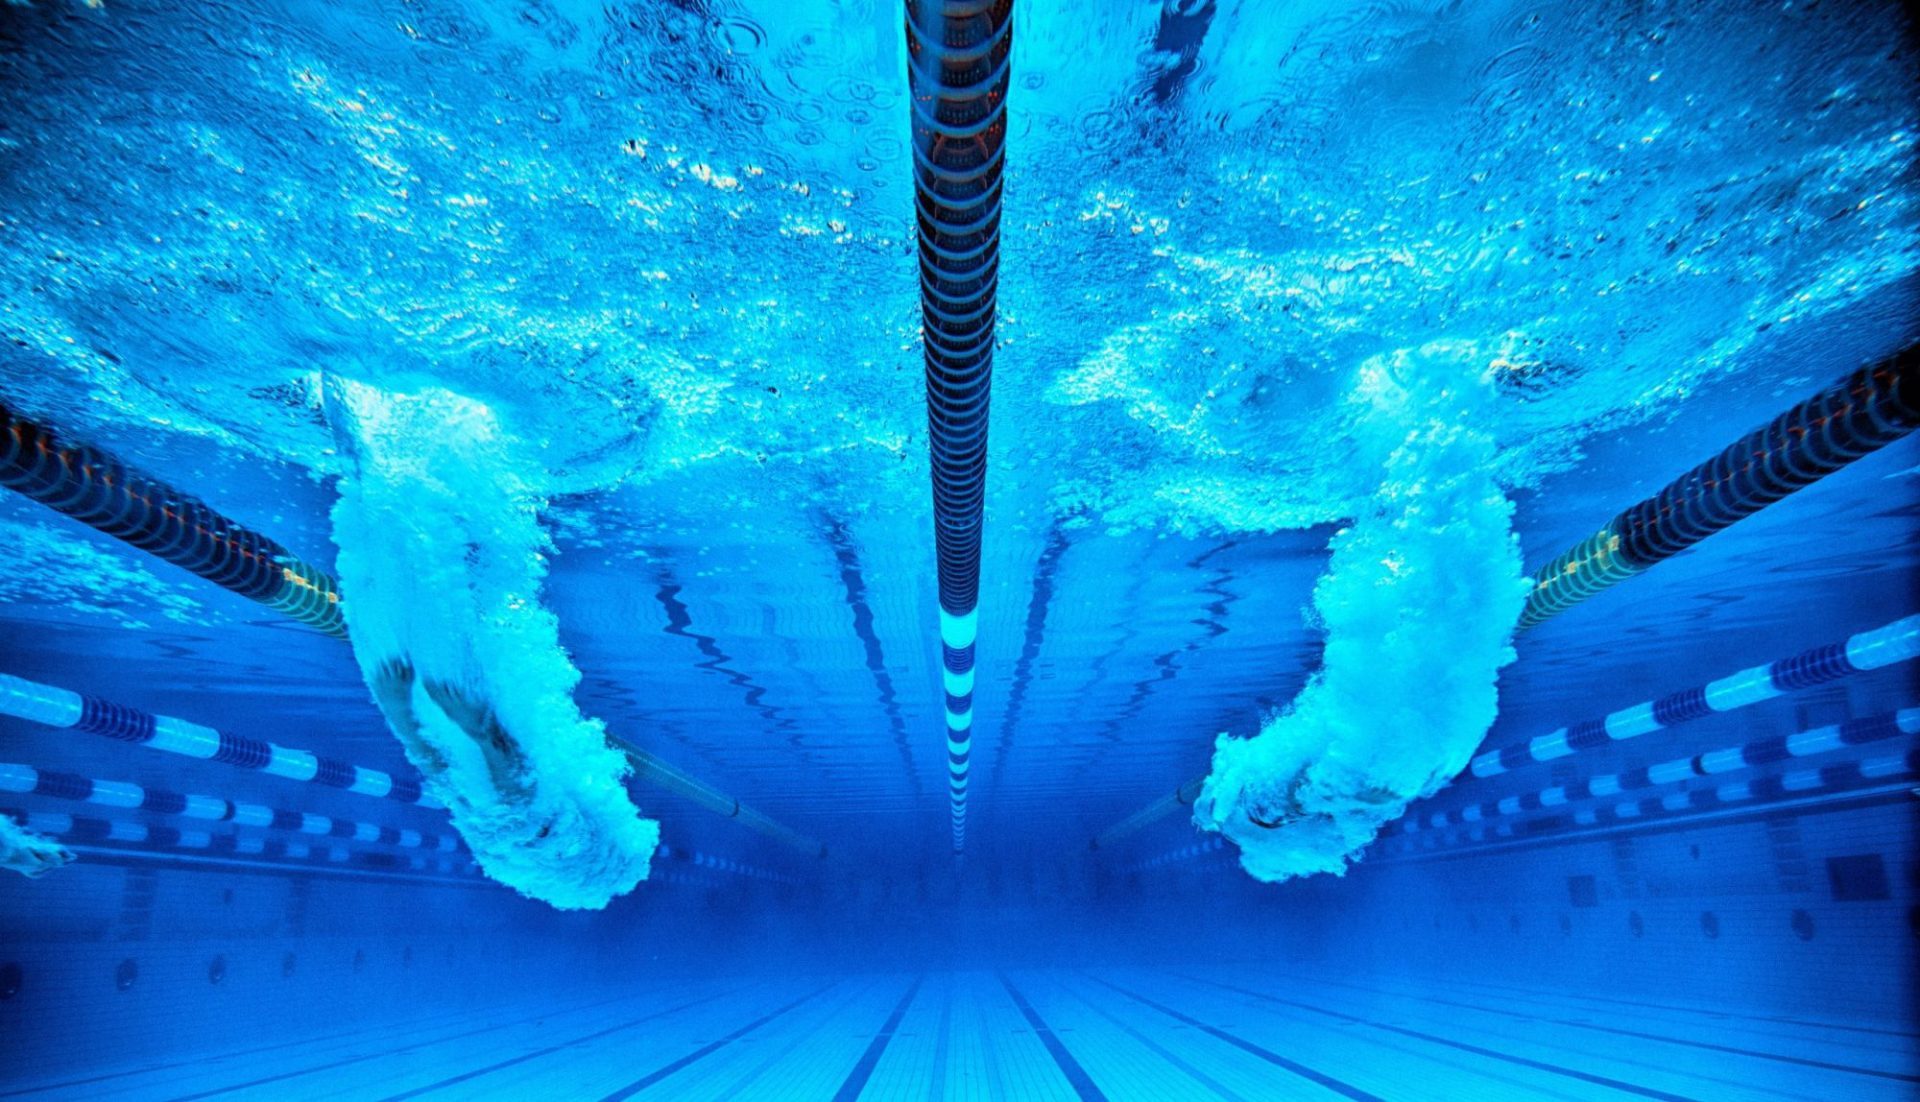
[10,965,1910,1100]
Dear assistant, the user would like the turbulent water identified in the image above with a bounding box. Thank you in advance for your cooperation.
[1193,344,1528,880]
[0,813,71,878]
[4,1,1909,515]
[0,0,1914,892]
[325,377,659,908]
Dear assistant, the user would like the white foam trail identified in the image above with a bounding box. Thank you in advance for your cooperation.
[324,377,657,909]
[0,815,73,878]
[1194,343,1529,882]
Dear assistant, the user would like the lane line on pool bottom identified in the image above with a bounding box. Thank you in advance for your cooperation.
[377,982,743,1101]
[1083,975,1381,1101]
[1055,975,1254,1102]
[161,983,699,1102]
[596,983,836,1101]
[929,978,953,1099]
[2,979,603,1101]
[1244,968,1920,1084]
[1156,972,1701,1102]
[996,972,1109,1102]
[1412,970,1920,1042]
[830,975,924,1102]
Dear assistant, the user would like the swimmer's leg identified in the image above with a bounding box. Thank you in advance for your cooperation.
[420,677,535,800]
[367,657,451,776]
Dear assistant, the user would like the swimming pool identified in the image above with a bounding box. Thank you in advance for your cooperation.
[1,1,1915,1098]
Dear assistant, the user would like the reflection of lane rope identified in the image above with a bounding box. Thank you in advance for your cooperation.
[824,516,923,800]
[908,0,1014,854]
[986,522,1070,797]
[0,402,345,636]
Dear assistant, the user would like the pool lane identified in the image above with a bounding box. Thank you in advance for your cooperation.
[30,967,1907,1100]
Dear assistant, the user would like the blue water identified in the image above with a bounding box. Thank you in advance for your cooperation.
[1,0,1916,1097]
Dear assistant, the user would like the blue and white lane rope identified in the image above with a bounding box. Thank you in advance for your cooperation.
[1405,707,1918,835]
[1134,716,1919,871]
[1384,748,1920,858]
[657,844,802,887]
[1133,835,1229,872]
[0,807,469,874]
[0,672,442,810]
[0,762,456,852]
[1096,614,1920,853]
[1467,614,1919,779]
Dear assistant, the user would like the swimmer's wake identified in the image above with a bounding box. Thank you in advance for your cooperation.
[325,378,657,909]
[0,815,72,878]
[1194,344,1529,882]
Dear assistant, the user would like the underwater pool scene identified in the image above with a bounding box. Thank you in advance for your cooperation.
[1,0,1916,1098]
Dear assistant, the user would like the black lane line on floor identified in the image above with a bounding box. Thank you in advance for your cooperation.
[1269,970,1920,1084]
[598,984,835,1102]
[0,984,562,1100]
[1087,977,1380,1102]
[1137,972,1566,1101]
[1163,974,1701,1102]
[1058,978,1252,1102]
[996,973,1110,1102]
[929,980,952,1099]
[830,976,925,1102]
[1443,972,1920,1042]
[379,984,743,1101]
[158,986,683,1102]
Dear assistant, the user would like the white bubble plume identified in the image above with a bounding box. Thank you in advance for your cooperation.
[0,815,73,879]
[1194,343,1530,882]
[324,377,658,909]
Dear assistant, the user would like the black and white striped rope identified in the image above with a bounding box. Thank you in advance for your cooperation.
[944,612,977,854]
[0,400,346,636]
[1519,347,1917,627]
[908,0,1014,855]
